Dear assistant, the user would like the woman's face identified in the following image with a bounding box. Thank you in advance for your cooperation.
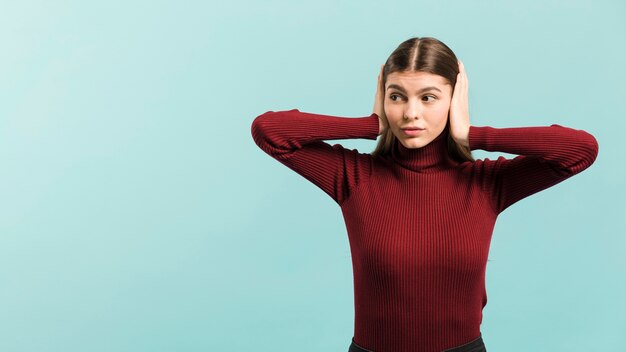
[384,71,453,149]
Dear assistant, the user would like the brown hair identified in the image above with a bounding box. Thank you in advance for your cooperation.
[372,36,474,163]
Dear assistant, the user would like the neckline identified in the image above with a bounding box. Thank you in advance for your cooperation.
[390,129,458,173]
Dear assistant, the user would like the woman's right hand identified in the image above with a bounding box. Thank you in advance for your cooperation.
[373,64,389,135]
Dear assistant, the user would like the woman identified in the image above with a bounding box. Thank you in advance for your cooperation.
[250,37,598,352]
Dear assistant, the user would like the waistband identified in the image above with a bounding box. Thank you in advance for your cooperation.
[348,334,486,352]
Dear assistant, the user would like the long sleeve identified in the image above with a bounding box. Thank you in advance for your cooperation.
[468,123,599,214]
[251,108,380,205]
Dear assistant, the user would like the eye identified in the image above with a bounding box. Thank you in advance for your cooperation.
[389,93,403,102]
[389,93,437,102]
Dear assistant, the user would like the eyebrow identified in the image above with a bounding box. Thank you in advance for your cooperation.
[386,84,442,94]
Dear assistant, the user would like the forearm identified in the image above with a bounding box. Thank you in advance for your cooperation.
[468,124,599,175]
[251,109,380,156]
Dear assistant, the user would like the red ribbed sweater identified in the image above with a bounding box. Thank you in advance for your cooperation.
[250,108,598,352]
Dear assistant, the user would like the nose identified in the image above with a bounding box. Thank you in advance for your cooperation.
[403,101,422,120]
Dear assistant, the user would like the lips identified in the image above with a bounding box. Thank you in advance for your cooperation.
[402,127,425,130]
[402,128,425,137]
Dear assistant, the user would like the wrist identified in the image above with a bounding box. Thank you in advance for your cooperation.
[455,126,470,147]
[376,113,387,135]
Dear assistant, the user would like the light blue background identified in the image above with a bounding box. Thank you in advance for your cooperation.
[1,1,624,351]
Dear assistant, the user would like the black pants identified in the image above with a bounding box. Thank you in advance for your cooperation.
[348,333,486,352]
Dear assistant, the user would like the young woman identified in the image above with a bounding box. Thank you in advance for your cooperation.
[250,37,598,352]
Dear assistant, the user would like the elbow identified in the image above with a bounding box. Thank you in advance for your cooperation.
[587,132,599,162]
[569,131,599,174]
[250,112,272,149]
[250,110,292,157]
[579,131,599,169]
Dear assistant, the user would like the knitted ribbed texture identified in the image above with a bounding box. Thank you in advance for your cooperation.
[251,108,598,352]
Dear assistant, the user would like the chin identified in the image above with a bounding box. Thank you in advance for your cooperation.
[400,137,432,149]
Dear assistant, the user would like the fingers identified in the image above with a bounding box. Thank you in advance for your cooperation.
[453,60,468,97]
[458,60,467,87]
[378,65,385,98]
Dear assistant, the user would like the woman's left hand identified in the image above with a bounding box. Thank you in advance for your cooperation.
[449,60,471,147]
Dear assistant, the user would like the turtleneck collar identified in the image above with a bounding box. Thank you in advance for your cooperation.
[390,128,458,173]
